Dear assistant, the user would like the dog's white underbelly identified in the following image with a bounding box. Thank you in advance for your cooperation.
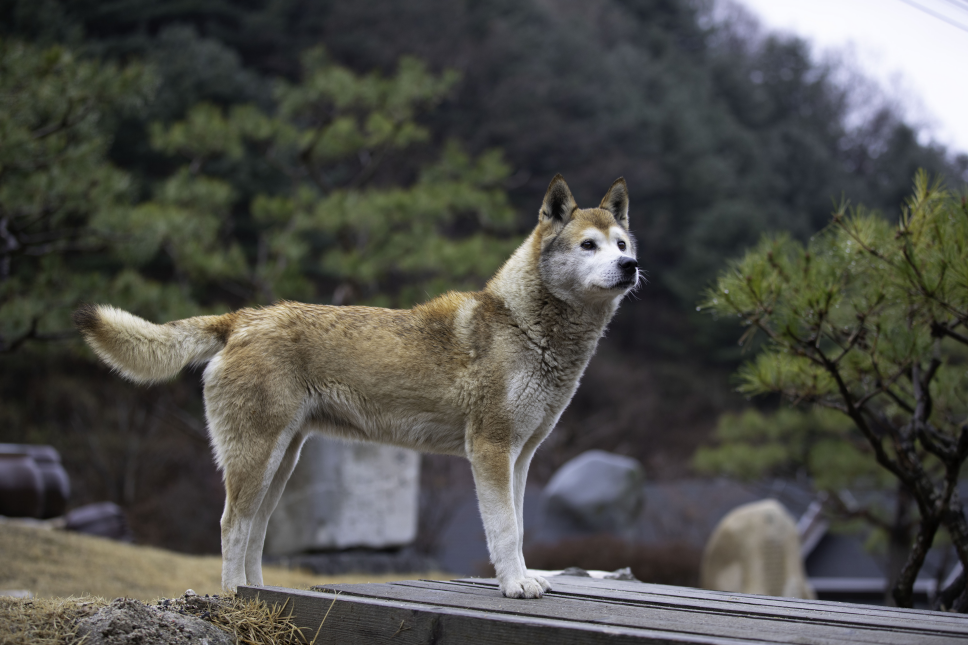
[305,392,468,457]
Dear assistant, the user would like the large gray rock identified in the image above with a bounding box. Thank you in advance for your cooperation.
[76,597,232,645]
[540,450,645,536]
[265,435,419,555]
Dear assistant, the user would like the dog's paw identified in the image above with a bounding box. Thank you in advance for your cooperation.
[501,576,548,599]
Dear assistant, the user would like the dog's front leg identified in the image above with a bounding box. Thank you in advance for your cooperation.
[469,437,546,599]
[513,437,550,593]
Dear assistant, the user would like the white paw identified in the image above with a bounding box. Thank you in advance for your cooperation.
[221,575,245,593]
[501,576,548,599]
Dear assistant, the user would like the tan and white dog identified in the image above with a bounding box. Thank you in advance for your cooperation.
[73,175,639,599]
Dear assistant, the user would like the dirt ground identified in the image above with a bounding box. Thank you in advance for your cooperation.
[0,520,449,600]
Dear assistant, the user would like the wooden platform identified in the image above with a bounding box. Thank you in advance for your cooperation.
[237,575,968,644]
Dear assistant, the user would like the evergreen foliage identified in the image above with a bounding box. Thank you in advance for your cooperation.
[144,48,517,307]
[694,407,887,491]
[4,0,964,346]
[0,39,516,355]
[0,39,158,350]
[702,172,968,609]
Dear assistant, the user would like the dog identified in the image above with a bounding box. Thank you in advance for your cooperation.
[73,174,639,599]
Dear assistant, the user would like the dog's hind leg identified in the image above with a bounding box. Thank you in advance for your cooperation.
[469,432,546,599]
[242,432,306,586]
[214,412,303,592]
[219,491,256,588]
[218,443,275,591]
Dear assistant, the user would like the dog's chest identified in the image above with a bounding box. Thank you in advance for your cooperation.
[503,341,591,431]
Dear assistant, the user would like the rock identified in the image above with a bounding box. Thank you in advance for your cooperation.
[65,502,133,542]
[540,450,645,536]
[549,566,639,581]
[603,566,638,581]
[25,444,70,518]
[269,548,438,575]
[0,589,32,598]
[76,597,233,645]
[700,499,815,599]
[0,451,44,518]
[265,435,419,555]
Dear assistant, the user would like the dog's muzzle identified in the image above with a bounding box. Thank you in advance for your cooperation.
[618,257,639,285]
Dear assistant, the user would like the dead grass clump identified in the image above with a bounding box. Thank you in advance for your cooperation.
[0,595,108,645]
[162,592,320,645]
[0,592,328,645]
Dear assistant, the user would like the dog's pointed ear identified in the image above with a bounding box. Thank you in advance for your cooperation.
[539,174,578,231]
[599,177,629,229]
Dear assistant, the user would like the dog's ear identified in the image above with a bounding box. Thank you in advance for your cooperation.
[599,177,629,229]
[539,174,578,231]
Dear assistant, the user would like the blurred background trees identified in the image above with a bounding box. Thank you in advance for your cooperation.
[0,0,965,554]
[0,40,156,351]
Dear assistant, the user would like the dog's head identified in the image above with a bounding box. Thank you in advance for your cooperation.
[536,175,640,306]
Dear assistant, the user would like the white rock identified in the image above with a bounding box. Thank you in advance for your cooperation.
[700,499,815,599]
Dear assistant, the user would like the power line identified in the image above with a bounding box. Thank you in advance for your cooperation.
[895,0,968,34]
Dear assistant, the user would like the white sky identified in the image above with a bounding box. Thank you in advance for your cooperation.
[735,0,968,156]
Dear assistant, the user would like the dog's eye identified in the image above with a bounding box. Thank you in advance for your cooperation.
[580,240,596,250]
[618,241,627,251]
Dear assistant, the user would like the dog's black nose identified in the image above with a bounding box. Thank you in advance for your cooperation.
[619,257,638,274]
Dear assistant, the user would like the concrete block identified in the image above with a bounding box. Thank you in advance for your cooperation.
[265,436,419,555]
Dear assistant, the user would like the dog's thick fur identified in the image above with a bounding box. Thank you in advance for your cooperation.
[73,175,639,599]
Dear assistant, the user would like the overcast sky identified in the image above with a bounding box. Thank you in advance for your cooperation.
[735,0,968,156]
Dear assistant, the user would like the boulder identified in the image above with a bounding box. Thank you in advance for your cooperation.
[65,502,133,541]
[700,499,815,599]
[265,435,419,555]
[75,597,233,645]
[540,450,645,536]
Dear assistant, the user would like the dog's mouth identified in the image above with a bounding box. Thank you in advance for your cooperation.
[612,274,639,290]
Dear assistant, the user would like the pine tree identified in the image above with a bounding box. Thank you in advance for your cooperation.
[702,172,968,609]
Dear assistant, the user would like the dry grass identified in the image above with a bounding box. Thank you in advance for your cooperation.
[163,593,319,645]
[0,596,108,645]
[1,521,455,644]
[0,593,323,645]
[0,521,449,600]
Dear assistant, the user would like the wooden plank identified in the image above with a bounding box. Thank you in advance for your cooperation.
[238,585,779,645]
[394,580,968,643]
[402,578,965,636]
[311,580,958,645]
[458,576,968,626]
[439,577,968,637]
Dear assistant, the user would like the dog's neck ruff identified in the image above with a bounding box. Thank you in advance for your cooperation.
[485,230,619,370]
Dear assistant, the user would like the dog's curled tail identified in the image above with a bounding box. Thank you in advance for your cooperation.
[72,304,235,384]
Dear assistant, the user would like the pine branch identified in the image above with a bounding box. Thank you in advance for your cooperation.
[0,317,77,353]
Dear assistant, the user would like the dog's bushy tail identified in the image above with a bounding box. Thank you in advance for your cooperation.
[72,304,236,383]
